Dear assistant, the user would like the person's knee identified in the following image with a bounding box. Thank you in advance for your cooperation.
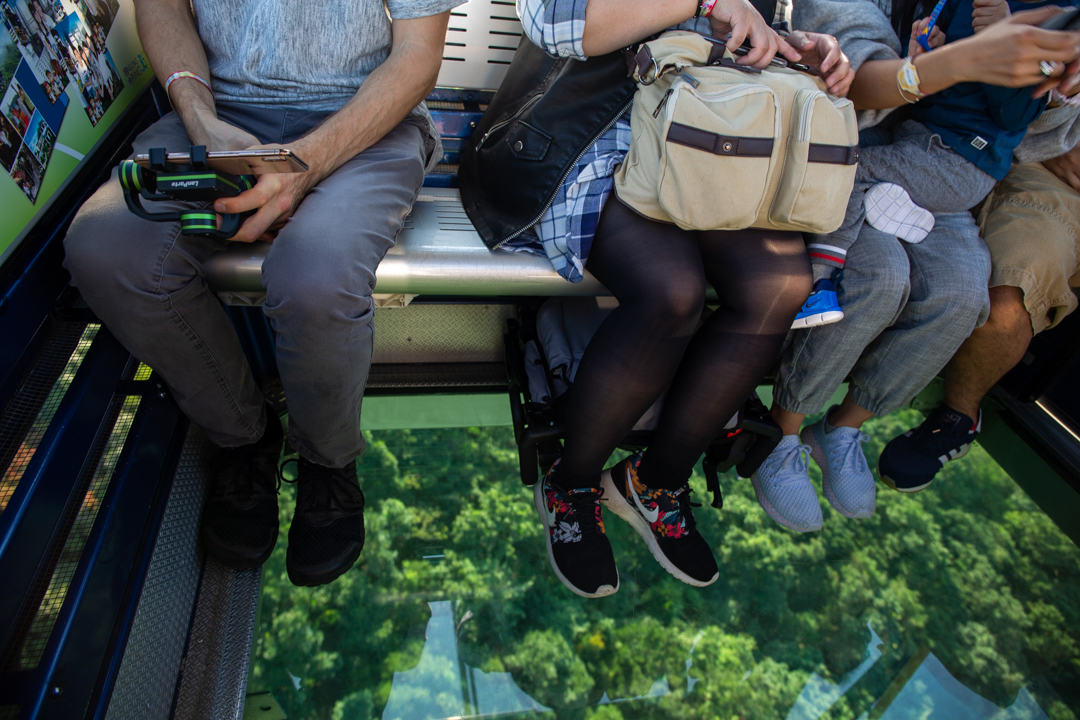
[936,271,991,329]
[647,280,706,332]
[986,285,1033,340]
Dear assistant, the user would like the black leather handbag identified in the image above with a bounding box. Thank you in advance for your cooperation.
[459,39,636,249]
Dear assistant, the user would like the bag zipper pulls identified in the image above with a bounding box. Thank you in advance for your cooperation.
[653,88,674,118]
[678,69,700,89]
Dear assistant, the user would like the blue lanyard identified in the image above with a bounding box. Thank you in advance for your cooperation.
[917,0,950,52]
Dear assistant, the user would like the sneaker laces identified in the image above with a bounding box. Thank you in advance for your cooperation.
[671,486,700,534]
[770,443,813,489]
[289,459,363,513]
[905,406,972,456]
[841,432,870,475]
[217,443,274,500]
[558,486,605,536]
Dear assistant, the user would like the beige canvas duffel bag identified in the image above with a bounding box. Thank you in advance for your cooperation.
[614,31,859,234]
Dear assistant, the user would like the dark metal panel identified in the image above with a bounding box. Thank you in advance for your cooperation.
[34,395,185,720]
[0,331,131,651]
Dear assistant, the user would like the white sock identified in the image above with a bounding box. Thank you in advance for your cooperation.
[864,183,934,243]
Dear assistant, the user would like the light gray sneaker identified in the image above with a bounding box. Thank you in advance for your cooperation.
[801,412,876,519]
[751,435,823,533]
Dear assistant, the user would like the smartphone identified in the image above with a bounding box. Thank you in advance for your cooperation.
[1039,6,1080,31]
[133,148,309,175]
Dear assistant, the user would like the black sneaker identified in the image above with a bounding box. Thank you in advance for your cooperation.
[286,458,365,587]
[534,464,619,598]
[601,452,718,587]
[878,404,981,493]
[202,406,283,569]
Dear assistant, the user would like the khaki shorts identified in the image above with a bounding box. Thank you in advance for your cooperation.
[979,161,1080,335]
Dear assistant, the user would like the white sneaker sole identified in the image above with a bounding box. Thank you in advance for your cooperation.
[865,183,934,243]
[803,425,875,519]
[791,310,844,330]
[533,480,618,599]
[750,471,823,533]
[600,468,718,588]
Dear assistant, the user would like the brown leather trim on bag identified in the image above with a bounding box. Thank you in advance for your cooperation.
[807,144,860,165]
[666,122,774,157]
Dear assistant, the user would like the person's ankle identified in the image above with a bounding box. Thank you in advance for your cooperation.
[943,400,980,422]
[825,406,866,431]
[637,452,691,491]
[549,462,598,492]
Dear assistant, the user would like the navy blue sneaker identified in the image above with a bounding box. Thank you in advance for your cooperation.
[792,278,844,329]
[878,405,982,493]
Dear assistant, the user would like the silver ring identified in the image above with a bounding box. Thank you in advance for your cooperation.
[1040,60,1057,77]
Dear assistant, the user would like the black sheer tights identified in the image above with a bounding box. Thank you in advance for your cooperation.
[557,199,811,489]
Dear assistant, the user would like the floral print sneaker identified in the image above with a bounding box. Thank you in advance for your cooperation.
[534,463,619,598]
[601,452,719,587]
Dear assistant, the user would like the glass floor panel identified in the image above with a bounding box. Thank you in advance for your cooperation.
[245,406,1080,720]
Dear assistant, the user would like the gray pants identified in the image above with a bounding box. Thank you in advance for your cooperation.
[63,103,429,467]
[776,211,991,417]
[810,120,998,268]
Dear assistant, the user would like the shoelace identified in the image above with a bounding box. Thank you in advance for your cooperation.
[772,443,813,489]
[218,443,273,500]
[841,432,870,475]
[906,407,970,456]
[279,456,363,512]
[671,486,700,534]
[556,486,605,535]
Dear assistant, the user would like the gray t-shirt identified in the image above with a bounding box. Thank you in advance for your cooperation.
[192,0,464,165]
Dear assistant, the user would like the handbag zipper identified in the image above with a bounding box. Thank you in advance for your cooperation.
[474,93,544,151]
[798,91,820,142]
[493,98,635,249]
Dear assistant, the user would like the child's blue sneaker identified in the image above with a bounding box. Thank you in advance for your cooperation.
[792,278,844,329]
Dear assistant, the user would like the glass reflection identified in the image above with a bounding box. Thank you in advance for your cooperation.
[246,408,1080,720]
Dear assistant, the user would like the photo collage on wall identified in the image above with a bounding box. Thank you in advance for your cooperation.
[0,0,123,202]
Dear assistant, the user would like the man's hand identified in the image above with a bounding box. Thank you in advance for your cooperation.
[908,17,945,56]
[708,0,802,68]
[787,31,854,96]
[1043,142,1080,192]
[212,141,318,242]
[208,12,449,242]
[973,0,1010,33]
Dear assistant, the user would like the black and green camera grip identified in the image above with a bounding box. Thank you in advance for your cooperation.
[119,145,256,240]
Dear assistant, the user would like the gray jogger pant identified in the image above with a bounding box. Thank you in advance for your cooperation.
[63,102,429,467]
[775,211,991,417]
[808,120,998,270]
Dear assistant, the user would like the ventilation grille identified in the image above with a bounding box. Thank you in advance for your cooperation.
[437,0,522,90]
[0,323,97,517]
[402,193,477,233]
[4,394,142,671]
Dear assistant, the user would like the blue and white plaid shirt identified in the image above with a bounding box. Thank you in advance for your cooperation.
[504,0,707,282]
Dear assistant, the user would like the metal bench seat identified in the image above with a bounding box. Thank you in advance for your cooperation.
[206,0,612,305]
[206,188,608,303]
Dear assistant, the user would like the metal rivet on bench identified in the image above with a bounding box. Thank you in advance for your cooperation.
[514,140,523,152]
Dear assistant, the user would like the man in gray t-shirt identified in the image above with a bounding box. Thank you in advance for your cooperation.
[63,0,464,587]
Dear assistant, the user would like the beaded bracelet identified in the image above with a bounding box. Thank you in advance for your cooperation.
[164,71,213,98]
